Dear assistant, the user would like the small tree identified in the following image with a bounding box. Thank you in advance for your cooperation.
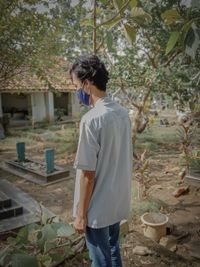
[74,0,200,149]
[0,0,65,89]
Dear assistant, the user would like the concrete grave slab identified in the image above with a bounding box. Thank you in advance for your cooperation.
[2,142,71,185]
[185,174,200,187]
[1,160,71,185]
[0,179,54,233]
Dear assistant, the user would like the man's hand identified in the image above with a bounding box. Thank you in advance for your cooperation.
[73,216,87,234]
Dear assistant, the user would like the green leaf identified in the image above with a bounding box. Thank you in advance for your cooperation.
[185,30,200,59]
[185,23,200,59]
[51,216,60,223]
[41,212,49,225]
[103,16,121,29]
[162,9,181,25]
[129,0,137,9]
[165,31,180,55]
[27,223,41,233]
[106,32,113,52]
[113,0,130,14]
[181,20,193,45]
[196,28,200,39]
[80,18,93,27]
[52,222,75,237]
[123,24,136,44]
[44,239,55,252]
[50,253,65,264]
[130,7,152,23]
[15,226,29,245]
[113,0,123,11]
[96,7,103,15]
[27,223,41,244]
[37,254,52,266]
[12,254,39,267]
[185,27,196,48]
[37,224,57,251]
[0,246,10,266]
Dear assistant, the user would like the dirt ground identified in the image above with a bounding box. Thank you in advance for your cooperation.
[0,112,200,267]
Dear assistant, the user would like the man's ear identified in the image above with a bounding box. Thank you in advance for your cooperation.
[84,79,90,87]
[84,80,92,93]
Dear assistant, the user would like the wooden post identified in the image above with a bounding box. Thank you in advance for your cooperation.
[45,149,54,174]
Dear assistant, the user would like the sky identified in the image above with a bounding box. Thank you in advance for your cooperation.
[34,0,195,14]
[35,0,92,14]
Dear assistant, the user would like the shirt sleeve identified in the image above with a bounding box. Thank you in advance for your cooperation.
[74,121,100,171]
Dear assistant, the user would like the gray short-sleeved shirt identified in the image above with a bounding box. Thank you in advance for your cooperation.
[73,96,133,228]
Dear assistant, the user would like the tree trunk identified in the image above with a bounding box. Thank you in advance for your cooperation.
[131,107,144,146]
[93,0,97,55]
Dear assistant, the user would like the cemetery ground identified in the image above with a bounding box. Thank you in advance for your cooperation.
[0,109,200,267]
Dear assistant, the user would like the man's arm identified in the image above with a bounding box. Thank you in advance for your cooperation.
[74,170,95,234]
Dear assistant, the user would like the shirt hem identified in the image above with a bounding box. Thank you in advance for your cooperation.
[87,215,129,229]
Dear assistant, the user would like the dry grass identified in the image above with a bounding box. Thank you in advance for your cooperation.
[0,124,79,162]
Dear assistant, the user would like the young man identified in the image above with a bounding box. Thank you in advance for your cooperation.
[70,55,132,267]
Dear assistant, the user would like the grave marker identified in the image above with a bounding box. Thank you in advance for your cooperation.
[45,148,55,174]
[16,142,25,162]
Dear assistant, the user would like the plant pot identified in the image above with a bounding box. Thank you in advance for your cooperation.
[141,212,168,242]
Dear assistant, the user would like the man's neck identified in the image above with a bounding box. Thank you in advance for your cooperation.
[91,92,107,106]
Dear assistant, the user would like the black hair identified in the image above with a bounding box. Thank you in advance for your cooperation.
[69,55,109,91]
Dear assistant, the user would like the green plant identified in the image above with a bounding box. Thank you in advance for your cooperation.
[177,118,200,178]
[134,150,151,199]
[54,108,65,122]
[0,214,75,267]
[131,196,167,216]
[177,122,198,168]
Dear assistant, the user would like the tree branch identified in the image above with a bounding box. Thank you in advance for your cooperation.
[103,48,141,109]
[97,0,131,29]
[143,31,154,45]
[142,82,153,107]
[119,77,141,109]
[162,49,181,67]
[140,48,157,69]
[96,39,104,53]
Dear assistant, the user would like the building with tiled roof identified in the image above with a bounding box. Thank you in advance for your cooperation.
[0,58,81,124]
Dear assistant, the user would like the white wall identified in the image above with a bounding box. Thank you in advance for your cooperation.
[71,93,81,116]
[45,91,54,122]
[31,92,47,122]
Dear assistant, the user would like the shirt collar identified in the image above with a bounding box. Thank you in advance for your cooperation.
[94,96,109,107]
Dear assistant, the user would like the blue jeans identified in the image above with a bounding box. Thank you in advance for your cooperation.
[85,222,123,267]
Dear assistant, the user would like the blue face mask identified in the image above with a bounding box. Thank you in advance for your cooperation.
[76,88,90,106]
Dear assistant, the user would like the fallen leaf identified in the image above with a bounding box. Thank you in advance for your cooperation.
[172,186,189,197]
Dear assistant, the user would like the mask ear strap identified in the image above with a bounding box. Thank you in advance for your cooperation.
[83,80,93,107]
[89,88,91,106]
